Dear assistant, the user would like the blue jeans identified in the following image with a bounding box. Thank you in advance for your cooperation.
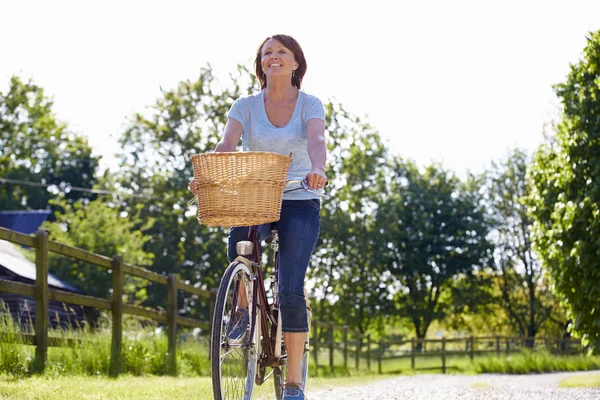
[228,199,320,333]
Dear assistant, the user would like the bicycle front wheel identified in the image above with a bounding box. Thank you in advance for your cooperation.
[211,260,258,400]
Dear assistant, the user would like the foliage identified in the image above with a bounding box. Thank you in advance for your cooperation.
[114,66,256,317]
[41,198,154,302]
[375,159,492,344]
[309,99,389,336]
[0,76,99,211]
[527,30,600,352]
[486,148,564,340]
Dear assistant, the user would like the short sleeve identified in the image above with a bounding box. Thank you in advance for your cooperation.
[227,98,247,132]
[305,96,325,122]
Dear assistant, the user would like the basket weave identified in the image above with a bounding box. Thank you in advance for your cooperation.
[190,151,293,227]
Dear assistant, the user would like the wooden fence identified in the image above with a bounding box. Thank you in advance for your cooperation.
[310,321,584,374]
[0,227,212,376]
[0,227,586,377]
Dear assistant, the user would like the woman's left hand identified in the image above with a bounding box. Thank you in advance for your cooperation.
[306,170,327,190]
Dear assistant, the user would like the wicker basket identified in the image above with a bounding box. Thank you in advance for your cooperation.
[190,151,293,227]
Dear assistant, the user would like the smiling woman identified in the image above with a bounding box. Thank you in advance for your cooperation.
[187,33,326,400]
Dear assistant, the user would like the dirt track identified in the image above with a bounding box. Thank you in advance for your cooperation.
[305,370,600,399]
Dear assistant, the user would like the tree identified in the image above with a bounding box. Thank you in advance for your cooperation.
[527,30,600,352]
[114,66,255,318]
[377,159,492,348]
[41,198,154,302]
[487,149,561,344]
[309,99,389,336]
[0,76,99,211]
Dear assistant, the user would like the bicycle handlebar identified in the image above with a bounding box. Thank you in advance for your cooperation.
[284,177,330,200]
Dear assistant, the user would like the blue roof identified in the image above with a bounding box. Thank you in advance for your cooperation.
[0,210,52,235]
[0,239,82,293]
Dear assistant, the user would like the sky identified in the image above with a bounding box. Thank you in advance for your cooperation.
[1,0,599,178]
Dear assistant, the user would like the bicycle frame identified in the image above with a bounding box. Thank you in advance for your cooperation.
[242,224,284,385]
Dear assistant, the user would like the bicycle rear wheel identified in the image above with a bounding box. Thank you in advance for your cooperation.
[211,261,258,400]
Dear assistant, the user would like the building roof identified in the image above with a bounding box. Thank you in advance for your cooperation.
[0,210,52,235]
[0,239,82,293]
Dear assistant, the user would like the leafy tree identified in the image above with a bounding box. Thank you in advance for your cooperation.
[309,100,389,336]
[0,76,99,211]
[41,198,154,302]
[115,66,254,319]
[377,159,492,348]
[527,30,600,352]
[487,148,562,344]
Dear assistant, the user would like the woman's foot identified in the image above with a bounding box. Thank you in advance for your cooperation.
[282,384,306,399]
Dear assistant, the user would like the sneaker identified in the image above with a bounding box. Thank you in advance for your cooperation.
[225,307,249,341]
[283,384,306,400]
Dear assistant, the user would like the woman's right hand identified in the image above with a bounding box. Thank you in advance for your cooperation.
[188,178,197,195]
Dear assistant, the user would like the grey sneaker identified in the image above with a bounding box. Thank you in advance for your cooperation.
[283,384,306,400]
[225,308,249,341]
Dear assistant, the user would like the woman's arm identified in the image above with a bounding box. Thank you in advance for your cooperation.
[214,118,243,152]
[306,118,327,189]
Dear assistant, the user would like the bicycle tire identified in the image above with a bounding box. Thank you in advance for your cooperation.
[211,260,258,400]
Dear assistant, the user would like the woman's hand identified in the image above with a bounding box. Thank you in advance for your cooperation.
[306,170,327,190]
[188,178,197,195]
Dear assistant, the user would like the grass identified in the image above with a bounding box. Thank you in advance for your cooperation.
[0,304,210,379]
[559,373,600,388]
[0,374,388,400]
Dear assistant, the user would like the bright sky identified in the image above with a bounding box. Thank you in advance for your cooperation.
[2,0,599,178]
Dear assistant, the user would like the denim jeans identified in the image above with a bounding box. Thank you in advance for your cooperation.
[228,199,320,333]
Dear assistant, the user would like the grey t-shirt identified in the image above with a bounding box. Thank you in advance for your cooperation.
[228,90,325,200]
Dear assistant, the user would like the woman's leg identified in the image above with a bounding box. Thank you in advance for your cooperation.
[276,200,320,385]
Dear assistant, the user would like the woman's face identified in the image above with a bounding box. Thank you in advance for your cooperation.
[261,39,297,81]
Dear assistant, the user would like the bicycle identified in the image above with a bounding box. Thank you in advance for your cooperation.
[211,178,328,400]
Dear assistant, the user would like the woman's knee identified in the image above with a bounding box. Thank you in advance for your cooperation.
[279,291,308,331]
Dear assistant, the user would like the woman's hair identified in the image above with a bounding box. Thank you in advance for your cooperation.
[254,34,307,90]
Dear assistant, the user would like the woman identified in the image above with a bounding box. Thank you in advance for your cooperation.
[190,34,326,400]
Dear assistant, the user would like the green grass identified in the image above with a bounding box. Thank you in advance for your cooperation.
[559,373,600,388]
[475,350,600,374]
[0,374,388,400]
[0,304,210,378]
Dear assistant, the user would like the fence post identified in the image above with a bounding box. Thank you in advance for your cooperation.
[441,337,446,374]
[469,336,474,361]
[313,321,319,375]
[411,338,415,370]
[167,273,178,375]
[33,230,49,373]
[343,326,348,370]
[378,339,383,374]
[355,333,360,370]
[208,288,217,361]
[329,322,334,374]
[496,336,500,357]
[109,255,124,377]
[506,338,510,354]
[366,334,371,372]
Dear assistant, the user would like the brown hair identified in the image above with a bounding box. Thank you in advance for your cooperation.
[254,34,307,90]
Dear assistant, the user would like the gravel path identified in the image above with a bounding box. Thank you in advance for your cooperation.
[306,370,600,400]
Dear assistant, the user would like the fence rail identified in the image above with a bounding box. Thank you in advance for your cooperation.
[0,227,212,376]
[309,320,584,375]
